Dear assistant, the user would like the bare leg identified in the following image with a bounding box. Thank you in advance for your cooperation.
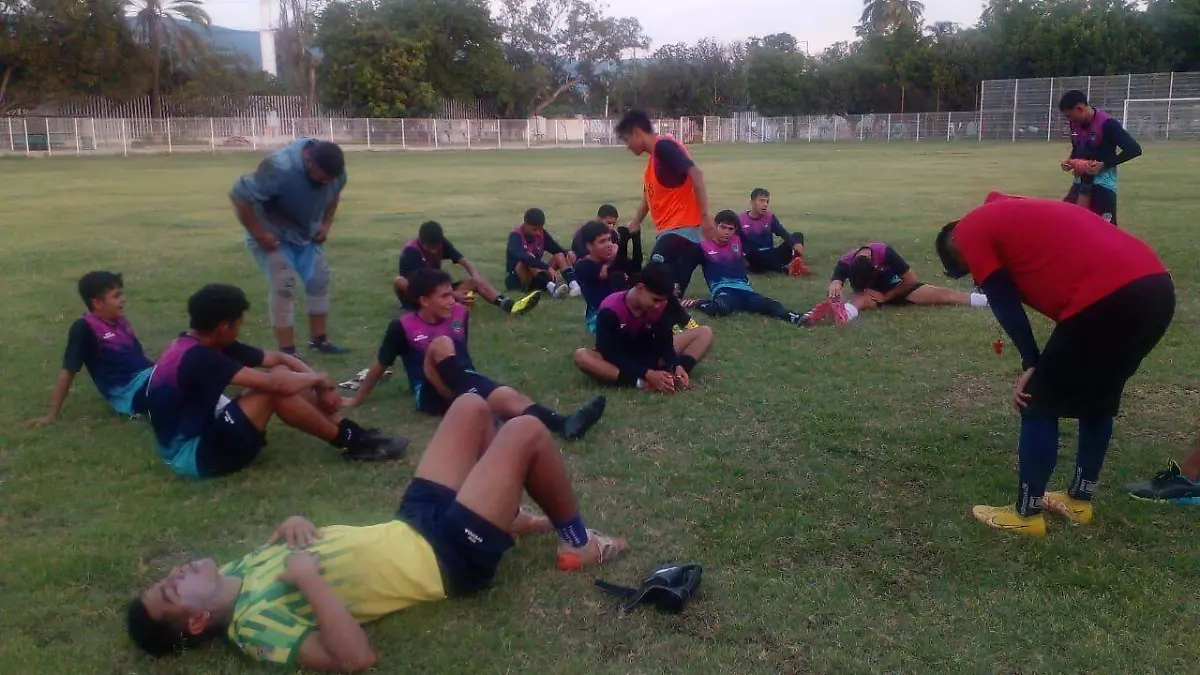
[574,348,620,383]
[274,326,296,351]
[485,386,535,420]
[905,284,972,306]
[309,314,327,342]
[472,274,502,304]
[673,325,713,362]
[549,253,570,273]
[412,394,496,491]
[421,337,459,401]
[849,292,878,312]
[393,275,409,302]
[455,416,579,530]
[515,262,535,289]
[236,387,340,442]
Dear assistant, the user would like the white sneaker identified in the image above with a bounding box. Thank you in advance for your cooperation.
[569,280,582,297]
[549,282,569,299]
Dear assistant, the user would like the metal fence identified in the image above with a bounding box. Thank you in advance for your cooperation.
[979,71,1200,141]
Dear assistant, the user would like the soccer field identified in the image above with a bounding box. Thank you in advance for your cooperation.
[3,143,1199,674]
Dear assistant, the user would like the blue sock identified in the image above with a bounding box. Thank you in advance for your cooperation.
[554,513,589,548]
[1016,413,1060,516]
[1069,416,1115,500]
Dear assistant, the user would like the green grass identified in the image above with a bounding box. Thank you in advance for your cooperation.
[2,143,1199,675]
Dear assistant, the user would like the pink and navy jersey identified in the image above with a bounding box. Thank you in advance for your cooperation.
[833,243,911,291]
[398,238,464,277]
[571,223,621,262]
[146,334,265,478]
[1068,108,1130,191]
[737,210,784,250]
[594,291,678,376]
[63,314,154,406]
[377,304,472,397]
[700,237,754,293]
[506,226,565,273]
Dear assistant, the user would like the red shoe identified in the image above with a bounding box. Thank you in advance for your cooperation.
[830,297,850,326]
[804,299,833,325]
[788,256,811,277]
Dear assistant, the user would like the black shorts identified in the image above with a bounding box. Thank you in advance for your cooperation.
[650,231,704,294]
[1065,184,1118,225]
[415,370,501,416]
[195,399,266,477]
[396,478,514,595]
[504,269,549,291]
[853,281,925,306]
[1027,273,1174,419]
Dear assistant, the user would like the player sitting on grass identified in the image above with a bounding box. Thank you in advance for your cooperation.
[1126,440,1200,506]
[394,220,539,315]
[740,188,810,276]
[574,220,645,333]
[26,271,155,427]
[145,284,408,479]
[125,394,628,671]
[681,210,808,326]
[570,204,643,268]
[573,263,713,393]
[506,208,578,299]
[803,242,989,326]
[345,269,606,440]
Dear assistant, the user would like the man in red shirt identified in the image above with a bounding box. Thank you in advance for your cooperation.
[935,192,1174,536]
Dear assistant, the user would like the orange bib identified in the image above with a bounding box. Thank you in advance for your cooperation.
[643,136,702,233]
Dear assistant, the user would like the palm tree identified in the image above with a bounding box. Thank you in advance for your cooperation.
[859,0,926,35]
[126,0,211,118]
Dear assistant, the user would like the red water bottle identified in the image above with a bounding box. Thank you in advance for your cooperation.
[993,339,1004,355]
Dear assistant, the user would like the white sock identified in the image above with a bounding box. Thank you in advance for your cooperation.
[844,303,860,321]
[547,282,559,294]
[970,293,989,308]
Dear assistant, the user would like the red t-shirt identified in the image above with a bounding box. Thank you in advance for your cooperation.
[955,194,1165,322]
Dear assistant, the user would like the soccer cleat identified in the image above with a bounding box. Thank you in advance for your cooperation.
[549,282,570,299]
[1125,461,1200,505]
[557,528,628,571]
[830,297,850,326]
[343,431,409,462]
[971,504,1046,537]
[569,280,582,297]
[508,290,541,316]
[1043,491,1094,525]
[803,299,833,326]
[788,256,812,277]
[672,317,702,335]
[308,340,350,355]
[563,395,607,440]
[463,290,477,307]
[787,312,809,327]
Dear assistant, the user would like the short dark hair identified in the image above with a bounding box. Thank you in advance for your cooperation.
[78,271,124,310]
[597,204,619,220]
[848,256,877,291]
[615,110,653,137]
[750,188,770,200]
[418,221,444,246]
[188,284,250,333]
[636,262,675,297]
[310,140,345,177]
[523,208,546,227]
[408,268,453,301]
[714,209,739,227]
[1058,90,1088,111]
[580,220,612,246]
[126,598,216,657]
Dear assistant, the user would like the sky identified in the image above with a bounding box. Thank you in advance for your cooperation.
[200,0,988,52]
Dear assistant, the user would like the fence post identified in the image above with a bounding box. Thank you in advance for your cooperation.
[702,116,708,143]
[74,118,81,155]
[6,117,12,151]
[329,117,334,141]
[400,119,406,150]
[1011,79,1019,142]
[1047,77,1055,142]
[466,119,472,149]
[497,119,502,149]
[91,118,98,152]
[526,118,531,148]
[947,112,953,141]
[166,117,173,155]
[366,119,372,150]
[915,113,921,141]
[120,118,127,156]
[1086,75,1092,100]
[887,114,892,142]
[1166,72,1175,141]
[23,117,30,155]
[46,119,52,157]
[432,119,438,149]
[209,118,216,153]
[859,118,864,142]
[554,120,559,147]
[808,119,813,142]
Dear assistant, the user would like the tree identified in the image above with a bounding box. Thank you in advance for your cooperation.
[1146,0,1200,70]
[858,0,925,36]
[125,0,211,118]
[496,0,648,116]
[277,0,323,104]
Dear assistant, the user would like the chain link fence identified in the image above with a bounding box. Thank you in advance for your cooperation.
[3,71,1197,156]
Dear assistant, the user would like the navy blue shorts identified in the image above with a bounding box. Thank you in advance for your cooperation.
[195,399,266,478]
[415,371,501,416]
[853,281,926,306]
[396,478,514,595]
[1065,184,1118,225]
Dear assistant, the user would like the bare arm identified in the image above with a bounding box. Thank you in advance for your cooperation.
[880,270,920,302]
[315,194,341,243]
[25,370,77,426]
[290,559,376,673]
[629,195,649,231]
[687,166,714,239]
[457,257,482,281]
[262,350,314,374]
[229,367,328,395]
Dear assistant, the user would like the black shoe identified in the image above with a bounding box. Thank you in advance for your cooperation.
[309,340,350,355]
[1125,461,1200,504]
[563,395,606,440]
[343,433,409,462]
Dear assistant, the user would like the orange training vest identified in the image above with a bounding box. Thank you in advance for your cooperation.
[643,135,703,233]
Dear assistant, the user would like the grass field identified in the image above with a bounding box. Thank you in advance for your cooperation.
[2,142,1199,675]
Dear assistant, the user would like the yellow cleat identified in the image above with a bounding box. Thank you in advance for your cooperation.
[463,290,477,307]
[1043,491,1093,525]
[673,318,701,334]
[971,504,1046,537]
[509,290,541,316]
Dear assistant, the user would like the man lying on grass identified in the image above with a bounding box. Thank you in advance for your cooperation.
[126,395,628,672]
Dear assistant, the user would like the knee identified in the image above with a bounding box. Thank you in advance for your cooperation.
[695,325,714,342]
[572,348,592,367]
[447,392,490,419]
[503,414,553,447]
[428,336,456,360]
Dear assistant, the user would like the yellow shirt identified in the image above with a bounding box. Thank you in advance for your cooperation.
[223,521,446,666]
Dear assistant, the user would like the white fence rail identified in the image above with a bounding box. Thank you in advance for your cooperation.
[3,109,1197,157]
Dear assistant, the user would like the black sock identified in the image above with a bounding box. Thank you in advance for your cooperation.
[281,345,297,355]
[331,419,365,449]
[680,355,697,374]
[434,356,473,395]
[563,268,576,284]
[617,368,641,387]
[312,334,327,344]
[493,294,510,307]
[523,403,566,434]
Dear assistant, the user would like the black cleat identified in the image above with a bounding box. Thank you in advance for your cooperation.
[1126,461,1200,505]
[343,432,409,462]
[563,395,607,440]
